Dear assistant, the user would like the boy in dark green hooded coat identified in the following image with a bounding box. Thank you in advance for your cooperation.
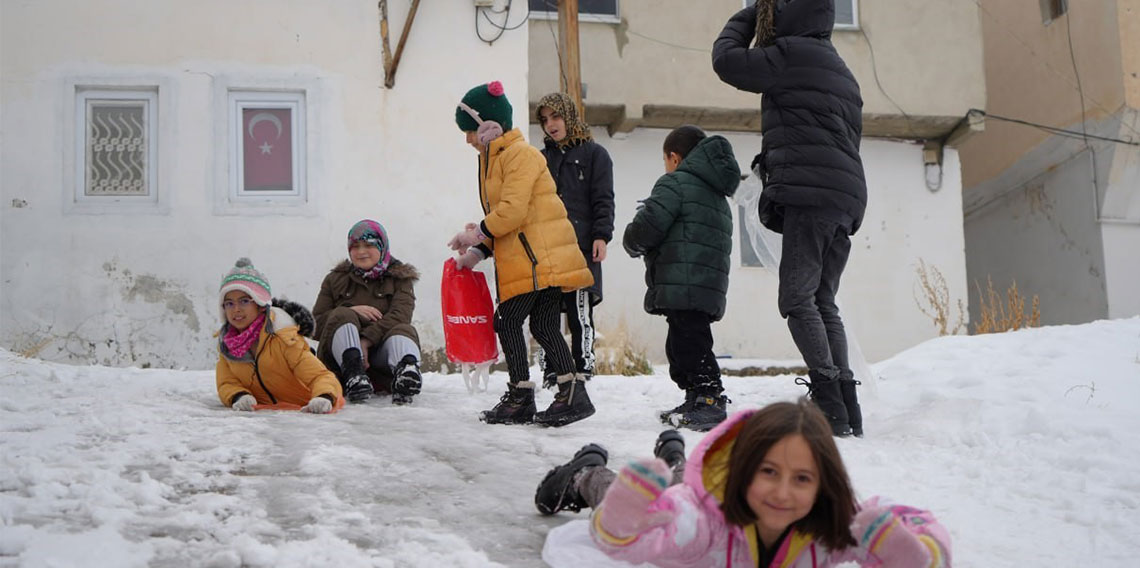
[623,125,740,432]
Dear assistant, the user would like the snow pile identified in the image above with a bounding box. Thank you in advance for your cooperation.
[2,318,1138,566]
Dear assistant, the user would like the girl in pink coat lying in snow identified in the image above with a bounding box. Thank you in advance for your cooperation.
[536,399,951,567]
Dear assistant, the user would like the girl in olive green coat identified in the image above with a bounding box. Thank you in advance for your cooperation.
[313,220,422,405]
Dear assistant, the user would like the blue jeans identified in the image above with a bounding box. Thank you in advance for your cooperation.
[778,208,851,378]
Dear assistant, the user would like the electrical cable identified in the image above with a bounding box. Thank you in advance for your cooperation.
[968,0,1140,140]
[859,26,913,136]
[539,5,568,94]
[476,0,527,44]
[480,0,530,31]
[970,109,1138,146]
[1064,7,1103,221]
[625,29,707,53]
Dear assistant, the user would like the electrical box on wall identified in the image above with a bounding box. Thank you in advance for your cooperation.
[473,0,494,7]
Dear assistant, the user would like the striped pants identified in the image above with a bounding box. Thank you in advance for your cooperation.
[539,289,597,375]
[495,287,575,385]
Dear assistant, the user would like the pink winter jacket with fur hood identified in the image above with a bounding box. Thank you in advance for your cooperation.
[590,409,952,567]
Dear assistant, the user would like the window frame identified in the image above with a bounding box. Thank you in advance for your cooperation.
[527,0,621,24]
[73,88,159,206]
[227,90,307,203]
[743,0,859,30]
[63,78,171,216]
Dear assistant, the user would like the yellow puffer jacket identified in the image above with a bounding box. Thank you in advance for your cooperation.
[479,128,593,302]
[215,307,343,407]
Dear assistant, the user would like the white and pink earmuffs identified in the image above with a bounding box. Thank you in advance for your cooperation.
[457,101,504,146]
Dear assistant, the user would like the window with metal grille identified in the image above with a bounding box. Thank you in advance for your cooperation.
[77,90,156,199]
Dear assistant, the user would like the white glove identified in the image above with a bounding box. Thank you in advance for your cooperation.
[448,222,486,253]
[456,247,485,270]
[231,394,256,411]
[302,396,333,414]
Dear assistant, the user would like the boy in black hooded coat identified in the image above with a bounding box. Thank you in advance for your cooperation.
[712,0,865,437]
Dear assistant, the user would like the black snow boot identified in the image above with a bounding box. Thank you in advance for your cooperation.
[653,429,686,471]
[542,370,558,390]
[480,381,537,424]
[840,371,863,437]
[658,390,698,425]
[796,370,852,437]
[534,443,609,515]
[340,347,373,403]
[391,354,422,405]
[535,373,595,427]
[672,390,728,432]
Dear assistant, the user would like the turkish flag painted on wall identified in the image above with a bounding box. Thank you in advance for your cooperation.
[242,108,293,191]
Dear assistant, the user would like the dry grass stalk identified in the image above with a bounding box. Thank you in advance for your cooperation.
[913,259,966,336]
[18,337,52,358]
[593,316,653,376]
[973,277,1041,334]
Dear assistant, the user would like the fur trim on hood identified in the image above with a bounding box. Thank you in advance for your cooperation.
[271,298,316,338]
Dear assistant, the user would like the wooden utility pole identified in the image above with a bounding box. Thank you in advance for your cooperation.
[557,0,585,121]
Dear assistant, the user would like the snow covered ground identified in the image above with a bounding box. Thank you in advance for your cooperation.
[2,318,1139,567]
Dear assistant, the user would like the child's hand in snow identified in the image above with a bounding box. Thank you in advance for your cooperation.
[231,394,256,411]
[302,396,333,414]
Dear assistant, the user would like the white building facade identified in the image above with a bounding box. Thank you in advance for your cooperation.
[1,1,531,368]
[2,1,975,370]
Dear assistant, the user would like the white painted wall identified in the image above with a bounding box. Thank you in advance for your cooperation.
[1102,223,1140,319]
[530,126,969,364]
[0,1,530,368]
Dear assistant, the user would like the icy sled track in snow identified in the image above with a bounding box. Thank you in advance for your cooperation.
[2,318,1139,567]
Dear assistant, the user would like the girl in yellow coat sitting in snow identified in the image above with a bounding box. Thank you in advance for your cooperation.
[215,258,343,413]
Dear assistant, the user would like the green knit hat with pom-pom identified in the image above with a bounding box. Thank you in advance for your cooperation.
[455,81,513,132]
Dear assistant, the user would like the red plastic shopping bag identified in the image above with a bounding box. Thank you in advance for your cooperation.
[441,258,498,364]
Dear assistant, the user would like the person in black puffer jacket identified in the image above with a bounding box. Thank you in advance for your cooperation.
[624,126,740,432]
[712,0,865,437]
[535,92,615,383]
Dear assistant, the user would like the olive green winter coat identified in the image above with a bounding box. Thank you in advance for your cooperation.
[622,135,740,321]
[312,259,420,373]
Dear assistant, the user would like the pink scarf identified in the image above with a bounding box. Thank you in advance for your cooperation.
[223,312,266,358]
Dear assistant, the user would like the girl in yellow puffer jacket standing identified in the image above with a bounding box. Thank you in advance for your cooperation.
[449,81,595,428]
